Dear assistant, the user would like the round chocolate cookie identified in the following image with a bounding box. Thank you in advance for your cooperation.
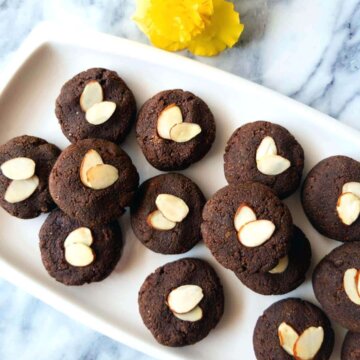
[342,331,360,360]
[49,138,139,226]
[302,156,360,242]
[136,89,216,171]
[201,182,292,274]
[224,121,304,199]
[236,225,311,295]
[313,242,360,332]
[138,258,224,347]
[253,298,334,360]
[55,68,136,143]
[0,135,60,219]
[130,173,205,254]
[39,209,122,285]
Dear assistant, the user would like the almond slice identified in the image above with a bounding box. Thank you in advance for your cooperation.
[65,243,94,267]
[269,255,289,274]
[278,322,299,356]
[336,192,360,226]
[157,104,183,140]
[80,80,103,111]
[343,182,360,198]
[257,154,291,176]
[64,227,93,248]
[155,194,189,222]
[147,210,176,230]
[167,285,204,314]
[85,101,116,125]
[86,164,119,190]
[234,205,257,231]
[256,136,277,161]
[237,220,275,247]
[1,157,36,180]
[343,268,360,305]
[169,123,202,143]
[173,306,203,322]
[80,149,104,187]
[293,326,324,360]
[4,175,39,203]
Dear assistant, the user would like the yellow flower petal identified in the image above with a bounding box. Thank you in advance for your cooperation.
[188,0,244,57]
[133,0,213,50]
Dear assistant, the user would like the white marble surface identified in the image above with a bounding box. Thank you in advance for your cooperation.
[0,0,359,359]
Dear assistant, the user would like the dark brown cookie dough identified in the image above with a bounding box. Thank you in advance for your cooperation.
[138,258,224,347]
[0,135,60,219]
[39,209,122,286]
[49,138,139,226]
[342,331,360,360]
[302,156,360,242]
[236,225,311,295]
[201,182,292,274]
[136,89,216,171]
[224,121,304,199]
[253,298,334,360]
[313,242,360,332]
[130,173,205,254]
[55,68,136,143]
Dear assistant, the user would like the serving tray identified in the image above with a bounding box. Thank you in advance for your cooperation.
[0,22,357,360]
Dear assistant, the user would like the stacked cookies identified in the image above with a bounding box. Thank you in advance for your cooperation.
[1,66,360,357]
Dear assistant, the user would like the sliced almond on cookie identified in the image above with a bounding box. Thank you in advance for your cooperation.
[80,80,103,112]
[85,101,116,125]
[278,322,299,356]
[155,194,189,222]
[237,219,275,247]
[4,175,39,203]
[343,268,360,305]
[256,136,277,161]
[80,149,104,187]
[86,164,119,190]
[167,285,203,314]
[257,154,291,176]
[64,227,93,248]
[169,123,201,143]
[147,210,176,230]
[173,306,203,322]
[293,326,324,360]
[1,157,36,180]
[234,205,257,231]
[157,104,183,140]
[269,255,289,274]
[65,243,95,267]
[343,182,360,198]
[336,192,360,226]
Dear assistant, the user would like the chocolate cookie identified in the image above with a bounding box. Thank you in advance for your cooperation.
[138,258,224,347]
[253,298,334,360]
[236,225,311,295]
[313,242,360,332]
[342,331,360,360]
[302,156,360,242]
[130,173,205,254]
[55,68,136,143]
[39,209,122,285]
[224,121,304,198]
[136,89,216,171]
[0,135,60,219]
[49,138,139,226]
[201,182,292,274]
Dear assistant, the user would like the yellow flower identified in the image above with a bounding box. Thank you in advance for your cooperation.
[133,0,214,51]
[132,0,244,56]
[188,0,244,56]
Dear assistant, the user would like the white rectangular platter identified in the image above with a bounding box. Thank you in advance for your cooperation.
[0,22,357,360]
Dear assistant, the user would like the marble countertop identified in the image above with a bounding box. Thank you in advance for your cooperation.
[1,0,359,359]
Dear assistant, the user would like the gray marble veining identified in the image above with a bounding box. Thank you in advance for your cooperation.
[1,0,360,359]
